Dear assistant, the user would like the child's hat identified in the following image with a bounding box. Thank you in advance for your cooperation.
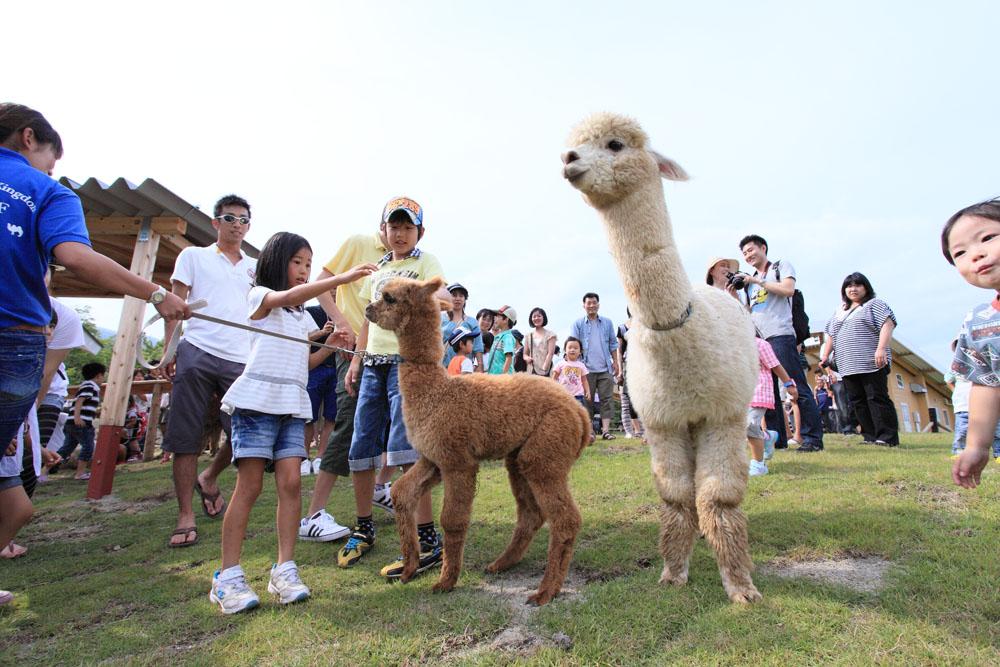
[382,196,424,226]
[496,305,517,325]
[449,326,479,347]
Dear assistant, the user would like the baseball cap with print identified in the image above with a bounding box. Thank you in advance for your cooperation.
[448,325,479,347]
[496,305,517,325]
[382,196,424,226]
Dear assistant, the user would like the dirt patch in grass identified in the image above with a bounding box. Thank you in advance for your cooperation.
[442,569,584,662]
[886,481,964,510]
[29,523,104,543]
[760,555,892,593]
[598,445,643,455]
[72,494,166,515]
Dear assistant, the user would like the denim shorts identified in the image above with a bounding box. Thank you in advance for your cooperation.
[0,330,46,448]
[59,423,96,462]
[746,406,767,439]
[230,409,307,464]
[349,363,417,471]
[0,474,23,492]
[306,363,338,423]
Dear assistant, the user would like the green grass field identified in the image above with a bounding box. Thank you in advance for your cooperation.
[2,433,998,665]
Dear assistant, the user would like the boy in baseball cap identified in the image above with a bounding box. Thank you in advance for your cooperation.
[487,305,518,375]
[447,326,478,376]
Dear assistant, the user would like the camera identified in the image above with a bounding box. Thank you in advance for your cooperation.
[726,271,748,290]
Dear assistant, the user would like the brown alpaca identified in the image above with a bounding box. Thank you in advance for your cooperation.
[365,277,590,606]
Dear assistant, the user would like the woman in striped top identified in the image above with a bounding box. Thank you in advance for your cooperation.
[819,273,899,446]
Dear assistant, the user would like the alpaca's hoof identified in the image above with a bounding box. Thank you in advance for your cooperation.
[485,559,513,574]
[431,580,455,594]
[526,589,555,606]
[399,566,418,584]
[728,584,762,605]
[658,567,688,587]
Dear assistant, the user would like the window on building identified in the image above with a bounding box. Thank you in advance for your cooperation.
[896,374,904,389]
[942,410,949,427]
[900,403,912,432]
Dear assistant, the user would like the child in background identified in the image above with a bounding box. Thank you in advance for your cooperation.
[942,199,1000,488]
[945,338,1000,460]
[487,306,518,374]
[552,337,591,408]
[210,231,375,614]
[57,362,105,481]
[447,327,477,376]
[748,337,798,476]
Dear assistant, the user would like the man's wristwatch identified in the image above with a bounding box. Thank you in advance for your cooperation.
[148,286,168,305]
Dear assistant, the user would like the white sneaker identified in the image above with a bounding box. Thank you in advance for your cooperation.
[372,482,395,516]
[209,570,260,614]
[749,460,769,477]
[763,430,778,461]
[268,562,310,604]
[298,510,351,542]
[311,458,322,475]
[787,438,799,447]
[624,432,634,439]
[300,459,312,477]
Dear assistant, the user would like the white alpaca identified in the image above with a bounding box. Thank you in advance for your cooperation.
[562,112,761,603]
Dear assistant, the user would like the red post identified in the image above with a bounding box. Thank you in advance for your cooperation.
[87,424,122,500]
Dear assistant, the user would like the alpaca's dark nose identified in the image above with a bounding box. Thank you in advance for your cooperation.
[562,150,580,165]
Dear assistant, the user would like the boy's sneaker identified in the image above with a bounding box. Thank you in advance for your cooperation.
[337,527,375,568]
[763,430,778,461]
[381,537,443,579]
[311,458,322,475]
[209,570,260,615]
[267,562,310,604]
[300,459,312,477]
[749,460,769,477]
[298,510,351,542]
[372,482,395,516]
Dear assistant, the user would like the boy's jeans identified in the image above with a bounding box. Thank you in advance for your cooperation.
[952,411,1000,456]
[0,330,46,446]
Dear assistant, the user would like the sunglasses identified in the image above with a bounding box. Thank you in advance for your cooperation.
[215,214,251,225]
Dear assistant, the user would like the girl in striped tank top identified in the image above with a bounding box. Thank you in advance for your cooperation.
[209,232,376,615]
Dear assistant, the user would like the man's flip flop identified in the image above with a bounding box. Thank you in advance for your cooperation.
[168,527,199,548]
[195,480,226,519]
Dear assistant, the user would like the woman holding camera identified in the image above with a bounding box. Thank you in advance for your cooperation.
[706,257,742,292]
[819,272,899,446]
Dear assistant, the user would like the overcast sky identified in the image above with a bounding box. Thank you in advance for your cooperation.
[8,1,998,371]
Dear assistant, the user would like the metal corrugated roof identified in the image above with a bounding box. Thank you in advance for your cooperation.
[58,176,259,257]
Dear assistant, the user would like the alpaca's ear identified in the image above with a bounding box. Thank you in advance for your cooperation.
[650,150,689,181]
[423,276,446,292]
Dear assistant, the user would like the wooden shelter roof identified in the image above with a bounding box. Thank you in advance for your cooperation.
[51,177,259,298]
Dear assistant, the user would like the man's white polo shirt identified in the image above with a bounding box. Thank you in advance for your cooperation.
[171,243,257,364]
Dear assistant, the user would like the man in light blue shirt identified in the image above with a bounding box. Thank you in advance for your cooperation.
[571,292,621,439]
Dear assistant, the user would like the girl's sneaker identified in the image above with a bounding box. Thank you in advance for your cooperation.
[267,562,310,604]
[749,460,769,477]
[763,430,778,461]
[300,459,312,477]
[209,570,260,615]
[311,458,322,475]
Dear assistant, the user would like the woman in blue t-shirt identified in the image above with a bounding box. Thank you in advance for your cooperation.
[440,283,484,371]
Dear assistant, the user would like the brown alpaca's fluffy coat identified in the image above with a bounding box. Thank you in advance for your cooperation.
[366,277,590,605]
[563,112,762,604]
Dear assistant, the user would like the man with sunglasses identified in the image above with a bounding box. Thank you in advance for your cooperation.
[162,194,257,547]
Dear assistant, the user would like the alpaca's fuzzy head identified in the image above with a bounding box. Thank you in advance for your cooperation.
[562,112,689,209]
[365,276,449,334]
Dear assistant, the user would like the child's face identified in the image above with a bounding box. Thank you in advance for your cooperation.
[565,341,581,360]
[948,214,1000,291]
[496,314,510,330]
[287,247,313,288]
[384,220,420,257]
[459,338,474,355]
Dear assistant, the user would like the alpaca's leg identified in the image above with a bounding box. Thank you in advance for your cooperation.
[432,465,479,594]
[390,457,441,583]
[692,419,761,604]
[486,454,545,574]
[523,472,581,606]
[648,426,698,587]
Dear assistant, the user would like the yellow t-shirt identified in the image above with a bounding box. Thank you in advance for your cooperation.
[322,233,387,335]
[361,251,445,356]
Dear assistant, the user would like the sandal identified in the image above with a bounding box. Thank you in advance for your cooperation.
[602,432,616,440]
[1,542,27,559]
[75,472,91,481]
[195,480,226,519]
[167,526,199,548]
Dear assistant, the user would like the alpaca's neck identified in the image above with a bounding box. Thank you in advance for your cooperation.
[601,180,693,327]
[396,316,448,399]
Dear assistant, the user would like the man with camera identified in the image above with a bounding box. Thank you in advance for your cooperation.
[734,235,824,452]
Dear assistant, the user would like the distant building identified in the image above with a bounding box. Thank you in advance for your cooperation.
[802,334,955,433]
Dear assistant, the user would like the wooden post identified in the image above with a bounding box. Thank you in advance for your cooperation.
[88,219,161,500]
[142,382,164,461]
